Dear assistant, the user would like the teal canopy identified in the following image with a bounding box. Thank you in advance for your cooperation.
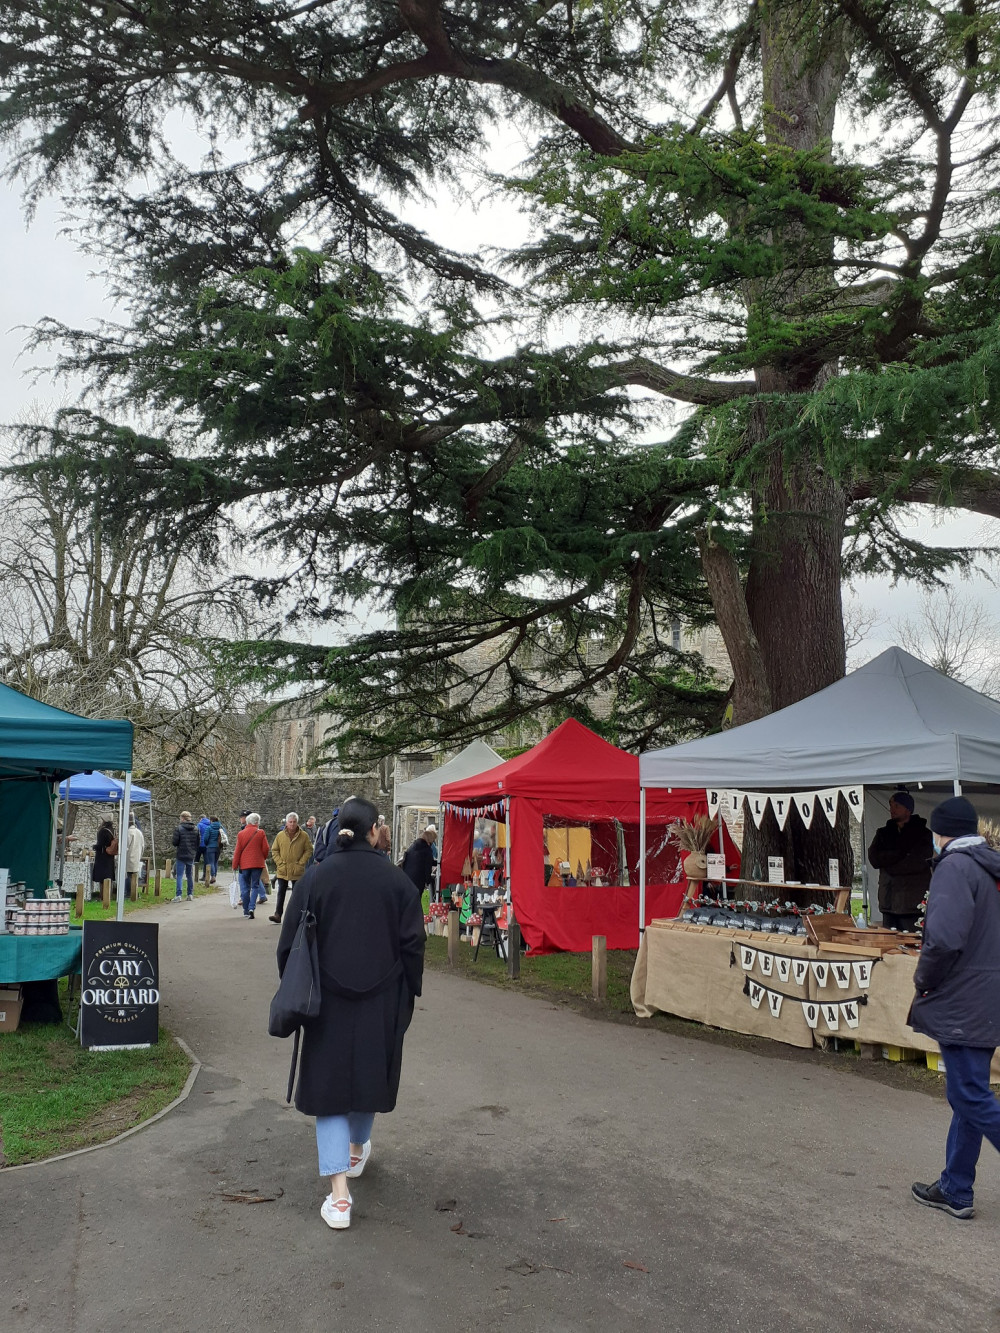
[0,684,133,891]
[0,682,133,780]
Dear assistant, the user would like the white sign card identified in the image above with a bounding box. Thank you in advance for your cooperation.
[707,853,726,882]
[828,858,839,889]
[767,856,785,885]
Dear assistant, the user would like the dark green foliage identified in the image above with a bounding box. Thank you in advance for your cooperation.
[1,1,999,757]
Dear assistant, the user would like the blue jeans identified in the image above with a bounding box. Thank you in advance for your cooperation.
[174,861,194,898]
[205,848,219,880]
[937,1044,1000,1205]
[239,867,261,914]
[315,1113,376,1176]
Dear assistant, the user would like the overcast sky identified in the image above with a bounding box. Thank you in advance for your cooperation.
[2,170,998,675]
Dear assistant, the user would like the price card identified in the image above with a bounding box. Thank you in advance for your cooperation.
[767,856,785,884]
[828,858,840,888]
[706,853,725,882]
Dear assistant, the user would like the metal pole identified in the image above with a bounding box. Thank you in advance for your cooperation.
[638,785,647,941]
[148,799,156,887]
[717,799,726,900]
[47,784,60,885]
[116,773,132,922]
[57,783,71,888]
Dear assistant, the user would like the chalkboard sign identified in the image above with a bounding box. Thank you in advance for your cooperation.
[80,922,159,1049]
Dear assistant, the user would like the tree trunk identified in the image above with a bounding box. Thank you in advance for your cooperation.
[741,796,855,891]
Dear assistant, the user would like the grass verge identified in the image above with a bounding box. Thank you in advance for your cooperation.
[422,934,949,1100]
[0,978,192,1168]
[73,875,221,923]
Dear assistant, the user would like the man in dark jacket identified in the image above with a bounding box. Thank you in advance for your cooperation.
[867,790,933,931]
[402,826,436,897]
[171,811,200,901]
[909,796,1000,1220]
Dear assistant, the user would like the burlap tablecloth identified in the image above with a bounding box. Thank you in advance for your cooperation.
[631,925,818,1048]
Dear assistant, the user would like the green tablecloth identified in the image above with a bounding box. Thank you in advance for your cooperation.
[0,929,83,983]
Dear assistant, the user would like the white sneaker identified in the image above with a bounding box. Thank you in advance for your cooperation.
[346,1140,372,1179]
[321,1193,352,1229]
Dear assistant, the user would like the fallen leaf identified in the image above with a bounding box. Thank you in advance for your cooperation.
[331,1281,344,1291]
[623,1260,649,1273]
[435,1198,457,1212]
[450,1220,466,1234]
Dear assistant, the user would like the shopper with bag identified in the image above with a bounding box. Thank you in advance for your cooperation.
[232,813,270,919]
[275,796,425,1231]
[91,819,117,898]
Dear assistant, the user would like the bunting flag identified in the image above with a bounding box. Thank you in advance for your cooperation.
[747,793,770,829]
[770,793,793,831]
[700,786,865,831]
[853,960,873,988]
[817,789,841,828]
[793,792,817,828]
[844,786,864,823]
[744,977,871,1028]
[759,951,774,977]
[776,956,791,985]
[830,961,852,990]
[791,958,810,988]
[740,945,756,971]
[811,960,830,987]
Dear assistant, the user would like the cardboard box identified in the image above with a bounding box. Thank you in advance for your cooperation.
[0,984,23,1033]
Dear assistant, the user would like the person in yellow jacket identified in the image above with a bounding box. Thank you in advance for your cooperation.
[268,812,314,924]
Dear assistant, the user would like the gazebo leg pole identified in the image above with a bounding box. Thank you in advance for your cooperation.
[148,804,156,894]
[57,786,71,889]
[116,774,132,922]
[638,786,647,942]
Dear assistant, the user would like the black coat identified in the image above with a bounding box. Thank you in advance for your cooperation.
[867,814,933,915]
[276,840,425,1116]
[909,839,1000,1048]
[402,837,434,892]
[91,826,116,884]
[172,821,200,863]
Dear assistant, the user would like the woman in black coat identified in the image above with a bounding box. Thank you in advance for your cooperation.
[276,796,425,1231]
[91,819,117,893]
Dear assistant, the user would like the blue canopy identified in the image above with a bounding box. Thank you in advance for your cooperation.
[59,771,151,804]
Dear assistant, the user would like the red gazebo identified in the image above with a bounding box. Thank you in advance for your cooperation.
[440,719,737,953]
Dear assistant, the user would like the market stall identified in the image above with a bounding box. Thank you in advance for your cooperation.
[55,770,153,893]
[0,683,133,1000]
[440,719,736,953]
[392,739,503,882]
[633,647,1000,1061]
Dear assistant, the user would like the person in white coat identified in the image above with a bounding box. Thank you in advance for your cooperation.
[126,814,145,898]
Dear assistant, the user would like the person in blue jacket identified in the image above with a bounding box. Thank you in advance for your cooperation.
[909,796,1000,1219]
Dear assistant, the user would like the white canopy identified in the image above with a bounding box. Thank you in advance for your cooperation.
[393,739,504,810]
[640,647,1000,789]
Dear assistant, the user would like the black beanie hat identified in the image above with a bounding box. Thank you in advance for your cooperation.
[929,796,979,838]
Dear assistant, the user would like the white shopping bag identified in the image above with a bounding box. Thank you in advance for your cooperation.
[229,878,241,910]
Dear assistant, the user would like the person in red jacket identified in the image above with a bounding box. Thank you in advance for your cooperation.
[232,813,270,920]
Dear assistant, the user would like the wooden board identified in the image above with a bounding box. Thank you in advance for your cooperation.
[804,912,856,946]
[816,940,884,960]
[828,926,921,951]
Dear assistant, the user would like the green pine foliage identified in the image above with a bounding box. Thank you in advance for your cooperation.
[0,1,999,756]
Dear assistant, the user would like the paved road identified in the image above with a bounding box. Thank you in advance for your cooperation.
[4,888,1000,1332]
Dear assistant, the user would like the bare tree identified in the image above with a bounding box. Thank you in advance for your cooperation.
[0,432,266,779]
[894,591,1000,695]
[843,592,882,664]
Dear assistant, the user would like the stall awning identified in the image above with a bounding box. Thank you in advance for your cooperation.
[58,771,151,803]
[0,682,133,780]
[393,739,504,810]
[640,647,1000,789]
